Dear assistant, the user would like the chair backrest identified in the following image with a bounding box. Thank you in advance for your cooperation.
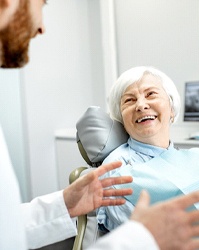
[76,106,129,167]
[73,106,129,250]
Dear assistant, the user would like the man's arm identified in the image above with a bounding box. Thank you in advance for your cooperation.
[90,190,199,250]
[131,190,199,250]
[22,161,133,249]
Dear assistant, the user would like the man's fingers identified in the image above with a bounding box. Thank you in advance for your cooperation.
[187,210,199,224]
[102,190,153,207]
[94,161,123,177]
[172,191,199,209]
[191,224,199,237]
[73,162,132,189]
[135,190,150,209]
[101,198,127,207]
[187,238,199,250]
[101,176,133,188]
[103,188,133,197]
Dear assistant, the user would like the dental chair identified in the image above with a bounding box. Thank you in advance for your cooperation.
[34,106,128,250]
[70,106,129,250]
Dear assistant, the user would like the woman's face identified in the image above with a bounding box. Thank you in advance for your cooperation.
[120,74,174,148]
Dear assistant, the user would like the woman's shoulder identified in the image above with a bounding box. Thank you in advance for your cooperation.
[103,142,130,165]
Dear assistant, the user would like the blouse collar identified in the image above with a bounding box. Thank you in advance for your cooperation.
[128,137,174,158]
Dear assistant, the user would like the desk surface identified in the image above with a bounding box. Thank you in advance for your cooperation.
[170,126,199,146]
[55,128,76,139]
[173,138,199,146]
[55,128,199,146]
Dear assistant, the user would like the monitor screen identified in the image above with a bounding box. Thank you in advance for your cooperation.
[184,81,199,121]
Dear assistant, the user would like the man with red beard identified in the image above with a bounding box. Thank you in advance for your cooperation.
[0,0,45,68]
[1,1,199,250]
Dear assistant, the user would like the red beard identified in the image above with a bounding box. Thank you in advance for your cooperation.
[0,0,33,68]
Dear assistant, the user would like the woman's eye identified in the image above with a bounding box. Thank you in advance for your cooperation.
[146,91,156,97]
[124,98,134,103]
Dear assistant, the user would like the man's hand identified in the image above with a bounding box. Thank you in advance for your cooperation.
[131,190,199,250]
[63,161,133,217]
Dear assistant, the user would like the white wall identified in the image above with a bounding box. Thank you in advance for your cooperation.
[114,0,199,131]
[21,0,105,198]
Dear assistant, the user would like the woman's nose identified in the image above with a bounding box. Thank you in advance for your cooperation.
[135,98,150,112]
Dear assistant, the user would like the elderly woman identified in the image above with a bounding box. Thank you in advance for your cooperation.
[97,66,199,232]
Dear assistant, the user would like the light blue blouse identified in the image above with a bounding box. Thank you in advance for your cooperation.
[97,137,199,232]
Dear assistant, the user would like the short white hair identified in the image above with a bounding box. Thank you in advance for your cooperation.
[108,66,181,124]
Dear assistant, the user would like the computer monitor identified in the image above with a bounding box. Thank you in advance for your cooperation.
[184,81,199,121]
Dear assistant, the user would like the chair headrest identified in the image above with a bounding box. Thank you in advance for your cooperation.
[76,106,129,167]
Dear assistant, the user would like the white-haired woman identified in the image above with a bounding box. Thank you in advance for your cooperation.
[97,66,199,232]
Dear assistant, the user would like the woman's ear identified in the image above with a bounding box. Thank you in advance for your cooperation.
[170,108,175,123]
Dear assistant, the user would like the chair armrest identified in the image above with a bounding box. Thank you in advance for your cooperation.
[69,167,88,184]
[69,167,88,250]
